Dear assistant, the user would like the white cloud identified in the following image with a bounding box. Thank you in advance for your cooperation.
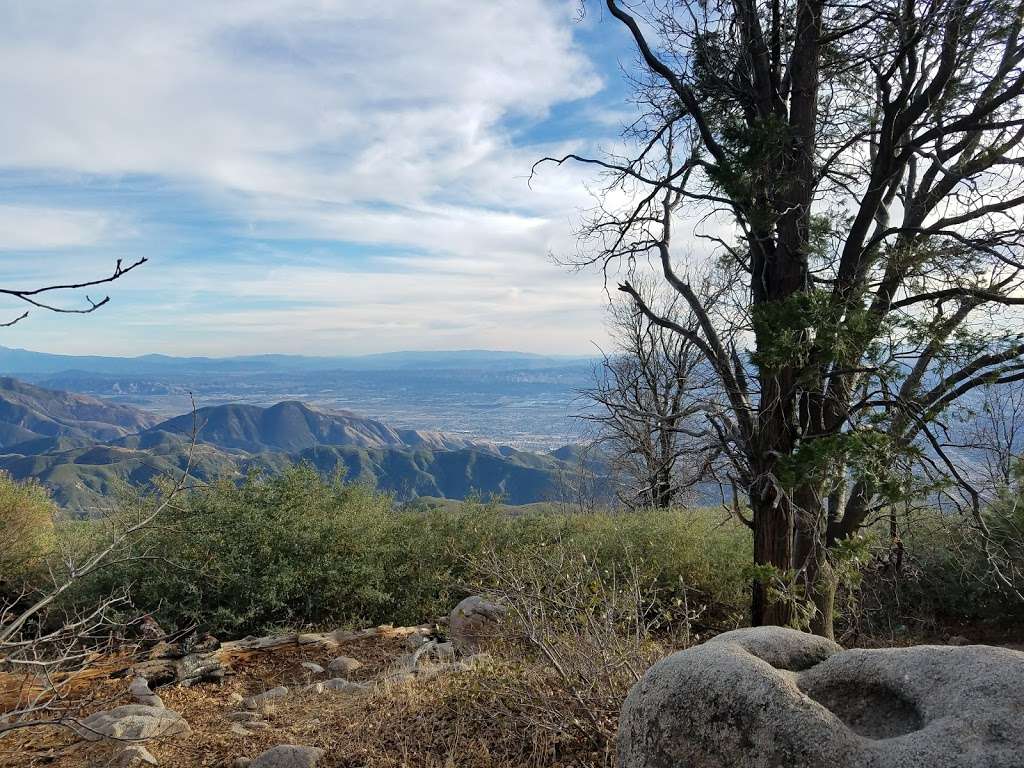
[0,1,621,355]
[0,205,125,250]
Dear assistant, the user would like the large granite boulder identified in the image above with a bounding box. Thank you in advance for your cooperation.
[618,626,1024,768]
[449,595,505,653]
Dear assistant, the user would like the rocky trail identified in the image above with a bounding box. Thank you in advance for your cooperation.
[3,620,494,768]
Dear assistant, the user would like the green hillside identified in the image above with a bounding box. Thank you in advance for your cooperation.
[0,377,158,447]
[0,379,598,512]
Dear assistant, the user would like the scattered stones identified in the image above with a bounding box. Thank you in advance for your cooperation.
[128,676,164,708]
[300,661,325,675]
[326,656,362,675]
[243,686,289,710]
[116,745,158,767]
[449,595,505,653]
[249,745,324,768]
[74,704,191,742]
[618,626,1024,768]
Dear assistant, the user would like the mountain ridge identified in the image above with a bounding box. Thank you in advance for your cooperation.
[0,378,594,512]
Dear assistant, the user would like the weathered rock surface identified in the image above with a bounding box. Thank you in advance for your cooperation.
[75,704,191,742]
[618,626,1024,768]
[249,744,324,768]
[326,656,362,675]
[300,661,325,675]
[116,744,158,766]
[448,595,505,653]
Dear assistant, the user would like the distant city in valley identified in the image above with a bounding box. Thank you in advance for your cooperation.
[1,346,596,451]
[0,346,607,512]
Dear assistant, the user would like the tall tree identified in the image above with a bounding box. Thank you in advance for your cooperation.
[544,0,1024,636]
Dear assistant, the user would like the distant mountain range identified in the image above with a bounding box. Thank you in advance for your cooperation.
[0,378,596,512]
[0,345,596,375]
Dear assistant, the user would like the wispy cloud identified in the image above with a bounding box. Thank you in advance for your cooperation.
[0,1,629,355]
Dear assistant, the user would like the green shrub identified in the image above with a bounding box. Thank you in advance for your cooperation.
[850,507,1024,641]
[65,464,751,638]
[0,471,57,592]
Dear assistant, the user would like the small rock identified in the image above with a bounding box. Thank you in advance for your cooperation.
[449,595,505,653]
[230,723,252,737]
[300,662,325,675]
[305,678,365,695]
[249,745,324,768]
[117,745,158,766]
[128,676,164,708]
[326,656,363,675]
[226,711,263,723]
[232,759,252,768]
[243,686,288,710]
[227,692,244,705]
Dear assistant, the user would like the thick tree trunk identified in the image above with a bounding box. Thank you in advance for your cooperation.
[750,488,796,627]
[751,480,836,636]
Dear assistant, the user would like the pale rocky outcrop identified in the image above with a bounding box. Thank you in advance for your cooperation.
[618,626,1024,768]
[74,704,190,742]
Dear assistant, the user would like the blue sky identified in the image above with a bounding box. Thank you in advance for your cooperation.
[0,1,642,357]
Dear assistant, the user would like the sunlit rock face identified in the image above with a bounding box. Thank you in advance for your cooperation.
[618,626,1024,768]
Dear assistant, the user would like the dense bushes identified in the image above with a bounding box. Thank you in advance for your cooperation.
[850,507,1024,641]
[62,464,751,638]
[0,471,57,594]
[7,462,1019,643]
